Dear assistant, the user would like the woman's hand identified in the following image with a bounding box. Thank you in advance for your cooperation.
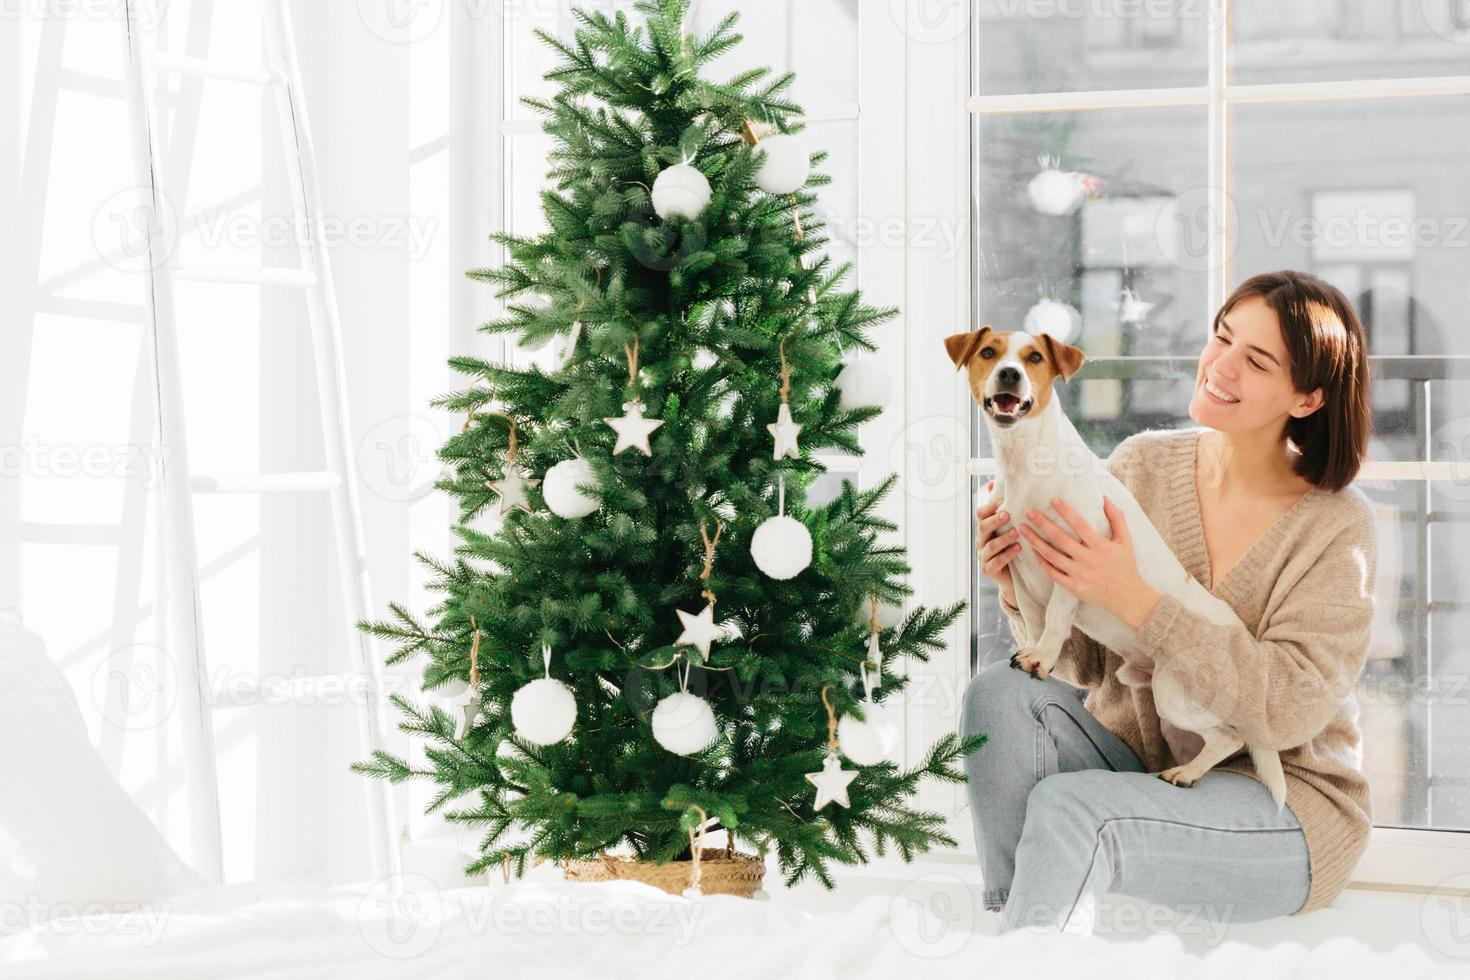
[1018,495,1160,628]
[976,481,1022,608]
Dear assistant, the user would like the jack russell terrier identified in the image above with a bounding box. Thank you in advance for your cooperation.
[947,326,1287,812]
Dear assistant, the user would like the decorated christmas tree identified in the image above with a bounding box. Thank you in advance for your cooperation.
[353,0,985,890]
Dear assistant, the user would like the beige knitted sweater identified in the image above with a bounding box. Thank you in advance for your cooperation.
[998,425,1377,915]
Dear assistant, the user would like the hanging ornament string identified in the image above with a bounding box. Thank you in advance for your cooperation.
[778,338,792,405]
[699,517,723,607]
[808,685,859,810]
[604,332,663,456]
[624,335,641,402]
[484,414,539,516]
[468,616,482,688]
[455,616,484,739]
[483,414,517,462]
[820,684,839,754]
[687,804,709,895]
[666,516,727,669]
[864,595,883,687]
[768,339,803,461]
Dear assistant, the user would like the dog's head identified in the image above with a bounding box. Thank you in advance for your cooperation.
[944,326,1086,429]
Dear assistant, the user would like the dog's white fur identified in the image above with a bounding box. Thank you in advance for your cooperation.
[952,327,1287,812]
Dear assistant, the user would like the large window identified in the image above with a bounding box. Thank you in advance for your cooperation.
[968,0,1470,847]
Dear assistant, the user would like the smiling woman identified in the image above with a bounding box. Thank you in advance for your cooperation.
[966,269,1380,934]
[1193,271,1373,495]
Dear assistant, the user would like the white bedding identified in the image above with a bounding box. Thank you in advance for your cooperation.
[0,876,1455,979]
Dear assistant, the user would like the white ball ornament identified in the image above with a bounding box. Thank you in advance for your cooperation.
[1027,158,1085,216]
[652,691,718,755]
[542,457,600,519]
[1023,298,1081,344]
[651,162,712,220]
[753,135,810,195]
[511,677,578,746]
[835,357,893,412]
[751,515,812,580]
[837,700,900,766]
[753,478,812,580]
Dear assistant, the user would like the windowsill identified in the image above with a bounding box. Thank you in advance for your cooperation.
[1353,826,1470,891]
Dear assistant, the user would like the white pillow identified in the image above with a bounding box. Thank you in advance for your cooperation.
[0,616,205,913]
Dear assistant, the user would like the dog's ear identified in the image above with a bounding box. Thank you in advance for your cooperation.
[1038,332,1086,383]
[944,326,993,371]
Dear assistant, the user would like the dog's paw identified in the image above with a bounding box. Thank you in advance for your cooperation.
[1009,647,1050,680]
[1158,765,1200,788]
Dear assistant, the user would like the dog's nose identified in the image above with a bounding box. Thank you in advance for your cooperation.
[997,366,1021,386]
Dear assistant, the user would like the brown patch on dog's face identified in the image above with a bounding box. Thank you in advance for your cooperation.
[945,328,1086,429]
[944,326,995,371]
[1036,332,1086,384]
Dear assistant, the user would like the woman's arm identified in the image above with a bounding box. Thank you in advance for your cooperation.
[992,434,1153,690]
[1130,506,1377,750]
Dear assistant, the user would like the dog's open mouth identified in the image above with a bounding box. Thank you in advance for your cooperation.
[985,392,1033,423]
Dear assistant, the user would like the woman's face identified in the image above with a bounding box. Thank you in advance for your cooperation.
[1189,293,1321,432]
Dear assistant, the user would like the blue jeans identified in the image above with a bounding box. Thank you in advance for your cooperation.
[960,655,1312,935]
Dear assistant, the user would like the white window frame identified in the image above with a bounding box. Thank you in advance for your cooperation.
[951,3,1470,894]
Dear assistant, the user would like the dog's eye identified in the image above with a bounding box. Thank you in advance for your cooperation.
[980,347,995,359]
[1027,352,1043,363]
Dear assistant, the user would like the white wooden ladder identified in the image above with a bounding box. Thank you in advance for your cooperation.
[119,0,400,884]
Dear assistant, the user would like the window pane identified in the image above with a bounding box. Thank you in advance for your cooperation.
[690,0,859,109]
[1231,98,1470,382]
[804,120,859,280]
[1232,0,1470,85]
[973,0,1208,95]
[974,107,1211,389]
[1360,463,1470,831]
[969,0,1470,845]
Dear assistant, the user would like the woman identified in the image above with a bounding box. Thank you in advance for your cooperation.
[961,270,1377,936]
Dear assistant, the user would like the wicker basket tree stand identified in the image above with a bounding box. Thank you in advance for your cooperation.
[561,806,767,898]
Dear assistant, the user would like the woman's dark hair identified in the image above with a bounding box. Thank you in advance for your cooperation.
[1213,270,1372,493]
